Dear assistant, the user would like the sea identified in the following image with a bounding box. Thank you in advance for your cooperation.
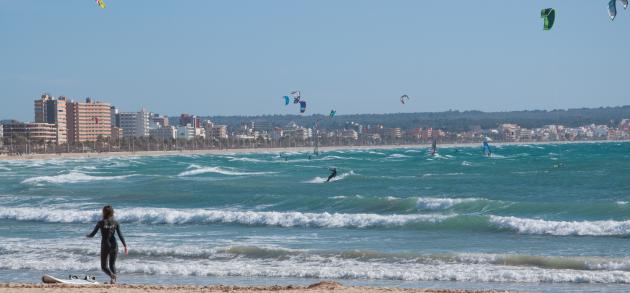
[1,142,630,292]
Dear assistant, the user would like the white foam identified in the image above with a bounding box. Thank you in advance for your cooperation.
[461,161,472,166]
[387,154,411,158]
[4,237,630,284]
[304,171,355,184]
[228,157,266,163]
[3,252,630,284]
[178,165,275,176]
[404,149,423,153]
[329,196,347,199]
[416,197,482,210]
[0,206,450,228]
[21,172,133,185]
[490,216,630,236]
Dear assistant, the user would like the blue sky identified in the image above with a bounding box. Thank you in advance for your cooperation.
[1,0,628,121]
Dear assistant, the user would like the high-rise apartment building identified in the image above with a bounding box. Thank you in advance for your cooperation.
[66,98,112,144]
[34,93,67,144]
[119,109,150,138]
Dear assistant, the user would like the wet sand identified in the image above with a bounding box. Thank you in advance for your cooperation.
[0,281,517,293]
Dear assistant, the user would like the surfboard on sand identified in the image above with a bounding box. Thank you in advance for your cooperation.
[42,274,99,285]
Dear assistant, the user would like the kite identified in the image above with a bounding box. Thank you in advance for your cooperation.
[299,101,307,113]
[291,90,301,104]
[283,96,290,106]
[329,110,336,118]
[608,0,627,20]
[96,0,106,9]
[400,95,410,104]
[541,8,555,30]
[609,0,618,20]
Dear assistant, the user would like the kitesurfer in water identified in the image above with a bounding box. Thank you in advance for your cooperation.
[86,205,128,284]
[326,168,337,182]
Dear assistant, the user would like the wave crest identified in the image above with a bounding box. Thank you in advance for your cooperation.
[0,207,449,228]
[490,216,630,236]
[21,172,133,185]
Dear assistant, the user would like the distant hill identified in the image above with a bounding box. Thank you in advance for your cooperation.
[170,106,630,132]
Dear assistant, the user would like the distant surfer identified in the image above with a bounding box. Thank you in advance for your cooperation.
[483,137,492,157]
[326,168,337,183]
[86,205,128,284]
[430,139,437,156]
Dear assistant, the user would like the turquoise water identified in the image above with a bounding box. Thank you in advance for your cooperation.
[1,142,630,292]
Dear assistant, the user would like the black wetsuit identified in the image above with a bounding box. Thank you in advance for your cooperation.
[87,218,126,279]
[326,169,337,182]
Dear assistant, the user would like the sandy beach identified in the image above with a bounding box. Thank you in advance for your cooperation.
[0,282,513,293]
[0,140,618,161]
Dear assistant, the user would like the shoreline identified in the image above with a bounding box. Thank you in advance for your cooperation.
[0,282,516,293]
[0,140,624,161]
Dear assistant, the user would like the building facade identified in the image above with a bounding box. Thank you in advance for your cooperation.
[119,109,150,138]
[150,126,177,140]
[66,98,112,144]
[34,94,67,144]
[2,122,58,144]
[177,124,196,140]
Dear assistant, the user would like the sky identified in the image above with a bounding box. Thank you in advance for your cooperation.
[1,0,629,121]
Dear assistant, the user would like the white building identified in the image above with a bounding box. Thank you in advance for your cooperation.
[119,109,150,138]
[149,126,177,140]
[340,129,358,140]
[592,125,609,138]
[206,124,228,140]
[177,124,196,140]
[194,127,206,139]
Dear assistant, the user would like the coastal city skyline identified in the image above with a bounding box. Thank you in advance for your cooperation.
[1,93,628,155]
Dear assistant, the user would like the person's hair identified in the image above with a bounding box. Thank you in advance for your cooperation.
[102,205,114,220]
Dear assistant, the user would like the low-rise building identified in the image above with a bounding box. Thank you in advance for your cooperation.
[2,122,58,144]
[150,126,177,140]
[209,125,228,140]
[194,127,206,139]
[111,127,123,141]
[384,128,402,139]
[500,124,520,141]
[152,114,169,128]
[339,129,358,140]
[177,124,196,140]
[253,121,273,132]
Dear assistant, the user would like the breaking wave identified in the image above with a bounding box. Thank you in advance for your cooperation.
[0,207,449,228]
[415,197,483,210]
[178,165,275,176]
[21,172,133,185]
[490,216,630,236]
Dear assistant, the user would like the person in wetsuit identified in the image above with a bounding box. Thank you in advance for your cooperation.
[326,168,337,182]
[86,205,128,284]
